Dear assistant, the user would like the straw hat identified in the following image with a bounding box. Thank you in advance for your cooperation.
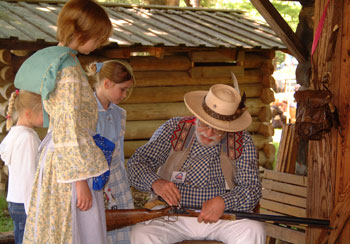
[184,84,252,132]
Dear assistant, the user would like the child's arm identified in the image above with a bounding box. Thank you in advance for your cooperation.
[75,180,92,211]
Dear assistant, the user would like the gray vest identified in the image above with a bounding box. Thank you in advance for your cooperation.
[158,117,244,189]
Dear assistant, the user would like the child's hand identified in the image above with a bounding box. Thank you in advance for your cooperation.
[76,180,92,211]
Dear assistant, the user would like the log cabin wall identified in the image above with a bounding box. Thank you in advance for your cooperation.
[80,47,277,168]
[0,49,16,195]
[0,47,276,194]
[0,0,287,197]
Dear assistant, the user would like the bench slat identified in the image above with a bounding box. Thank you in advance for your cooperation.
[262,188,306,208]
[260,199,306,217]
[260,209,306,231]
[261,169,307,243]
[262,179,307,197]
[263,169,307,187]
[264,223,305,244]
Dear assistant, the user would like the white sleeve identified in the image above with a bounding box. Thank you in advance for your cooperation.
[19,133,40,214]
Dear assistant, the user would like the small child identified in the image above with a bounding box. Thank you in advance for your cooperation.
[0,90,43,244]
[86,60,135,244]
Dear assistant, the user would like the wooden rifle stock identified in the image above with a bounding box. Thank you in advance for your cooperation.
[105,207,330,231]
[105,207,210,231]
[105,207,173,231]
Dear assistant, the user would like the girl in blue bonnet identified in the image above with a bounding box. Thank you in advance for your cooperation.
[86,60,135,244]
[13,0,113,243]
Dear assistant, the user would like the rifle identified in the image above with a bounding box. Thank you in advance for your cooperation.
[105,207,330,231]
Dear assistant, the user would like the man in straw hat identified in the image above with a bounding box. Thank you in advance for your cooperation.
[127,84,265,243]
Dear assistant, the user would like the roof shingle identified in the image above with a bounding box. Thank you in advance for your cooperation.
[0,0,286,49]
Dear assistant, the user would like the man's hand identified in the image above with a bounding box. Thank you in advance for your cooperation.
[152,179,181,206]
[198,196,225,223]
[76,180,92,211]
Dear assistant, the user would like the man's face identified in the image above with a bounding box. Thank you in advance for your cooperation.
[195,119,226,147]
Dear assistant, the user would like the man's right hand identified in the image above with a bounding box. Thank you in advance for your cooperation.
[152,179,181,206]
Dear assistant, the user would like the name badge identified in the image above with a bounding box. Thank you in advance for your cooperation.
[170,171,187,183]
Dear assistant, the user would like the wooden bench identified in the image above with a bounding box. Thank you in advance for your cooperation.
[260,169,307,244]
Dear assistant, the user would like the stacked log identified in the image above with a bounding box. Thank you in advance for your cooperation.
[0,49,16,195]
[0,50,17,136]
[94,49,276,168]
[1,48,276,173]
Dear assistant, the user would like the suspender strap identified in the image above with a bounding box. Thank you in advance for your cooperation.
[171,117,196,151]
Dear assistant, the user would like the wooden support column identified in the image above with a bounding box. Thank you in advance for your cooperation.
[250,0,308,63]
[307,133,335,243]
[308,0,350,242]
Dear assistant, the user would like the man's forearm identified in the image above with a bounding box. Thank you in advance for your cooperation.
[127,158,161,191]
[222,185,261,212]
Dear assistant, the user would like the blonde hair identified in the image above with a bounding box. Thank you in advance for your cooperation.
[6,90,42,131]
[86,60,136,100]
[57,0,112,47]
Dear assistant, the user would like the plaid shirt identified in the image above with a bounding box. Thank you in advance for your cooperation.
[127,117,261,212]
[96,95,134,244]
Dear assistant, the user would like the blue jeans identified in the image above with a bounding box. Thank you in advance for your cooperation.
[8,202,26,244]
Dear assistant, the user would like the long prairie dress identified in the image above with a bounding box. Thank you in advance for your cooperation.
[15,47,109,244]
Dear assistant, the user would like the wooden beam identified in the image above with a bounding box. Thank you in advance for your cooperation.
[0,39,51,51]
[250,0,308,63]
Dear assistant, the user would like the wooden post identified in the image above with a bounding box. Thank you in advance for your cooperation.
[307,133,335,243]
[308,0,350,242]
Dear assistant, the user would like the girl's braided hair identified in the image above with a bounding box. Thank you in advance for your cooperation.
[6,90,42,131]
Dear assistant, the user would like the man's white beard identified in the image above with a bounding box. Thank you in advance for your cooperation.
[195,130,221,147]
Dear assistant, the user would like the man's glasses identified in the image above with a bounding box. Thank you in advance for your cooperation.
[197,120,225,136]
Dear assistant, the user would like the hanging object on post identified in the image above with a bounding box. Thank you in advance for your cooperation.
[294,89,333,140]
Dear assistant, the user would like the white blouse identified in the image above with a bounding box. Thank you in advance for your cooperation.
[0,126,41,214]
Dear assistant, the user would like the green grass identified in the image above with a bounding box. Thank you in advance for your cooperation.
[272,142,279,170]
[0,196,13,232]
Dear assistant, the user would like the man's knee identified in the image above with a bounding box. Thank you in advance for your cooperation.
[240,220,266,244]
[130,223,160,244]
[130,223,145,242]
[246,220,265,236]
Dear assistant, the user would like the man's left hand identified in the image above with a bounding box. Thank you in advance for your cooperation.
[197,196,225,224]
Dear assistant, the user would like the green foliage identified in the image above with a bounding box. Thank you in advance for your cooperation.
[274,51,286,68]
[0,196,13,232]
[99,0,301,32]
[211,0,301,31]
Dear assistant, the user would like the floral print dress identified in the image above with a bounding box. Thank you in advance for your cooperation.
[23,60,109,244]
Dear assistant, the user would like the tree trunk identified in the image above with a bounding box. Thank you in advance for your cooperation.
[143,0,167,5]
[143,0,180,6]
[166,0,179,6]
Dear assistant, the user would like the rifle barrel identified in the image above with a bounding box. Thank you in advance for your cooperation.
[231,212,330,228]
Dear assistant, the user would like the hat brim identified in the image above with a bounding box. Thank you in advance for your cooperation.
[184,90,252,132]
